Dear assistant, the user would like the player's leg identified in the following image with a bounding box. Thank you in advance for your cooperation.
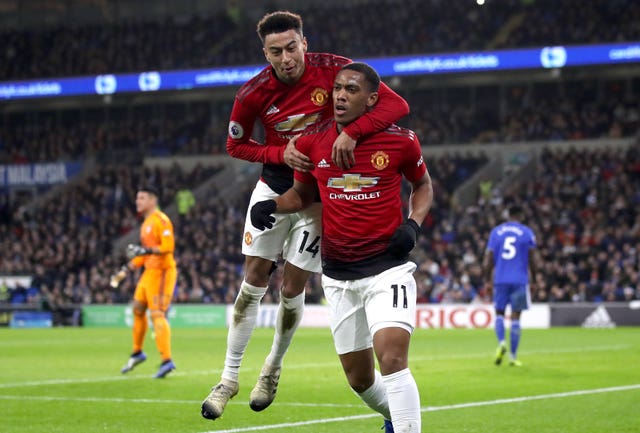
[249,261,309,411]
[493,284,509,365]
[121,277,148,374]
[339,349,392,421]
[250,203,322,411]
[201,255,273,419]
[508,310,522,366]
[150,267,177,378]
[323,273,392,426]
[366,262,421,433]
[202,181,289,420]
[508,286,529,366]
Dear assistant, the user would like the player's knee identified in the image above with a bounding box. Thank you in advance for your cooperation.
[281,266,311,298]
[346,371,374,393]
[377,352,408,375]
[132,303,147,317]
[150,310,168,327]
[280,282,305,298]
[244,257,275,286]
[149,310,166,321]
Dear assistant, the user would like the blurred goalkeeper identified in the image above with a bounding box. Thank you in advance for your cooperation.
[111,185,178,379]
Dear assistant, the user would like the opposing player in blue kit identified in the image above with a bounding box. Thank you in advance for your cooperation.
[483,204,540,366]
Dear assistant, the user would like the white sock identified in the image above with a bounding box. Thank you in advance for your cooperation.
[221,280,267,382]
[264,291,304,368]
[356,369,391,420]
[382,368,421,433]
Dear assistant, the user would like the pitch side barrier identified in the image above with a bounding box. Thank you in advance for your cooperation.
[2,302,638,328]
[251,303,640,329]
[1,42,638,101]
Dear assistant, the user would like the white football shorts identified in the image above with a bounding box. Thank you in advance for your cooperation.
[242,179,322,273]
[322,261,417,355]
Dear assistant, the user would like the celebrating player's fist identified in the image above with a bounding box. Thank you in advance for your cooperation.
[126,243,151,259]
[250,199,277,231]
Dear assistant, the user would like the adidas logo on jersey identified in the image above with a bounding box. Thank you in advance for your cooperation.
[317,159,330,168]
[266,104,280,115]
[582,305,616,328]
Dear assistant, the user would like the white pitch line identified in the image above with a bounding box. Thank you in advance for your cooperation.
[0,344,629,389]
[0,384,638,432]
[200,384,640,433]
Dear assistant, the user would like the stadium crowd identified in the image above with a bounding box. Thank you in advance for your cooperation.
[2,75,638,165]
[0,101,231,164]
[0,163,223,309]
[413,145,640,304]
[5,142,640,310]
[0,147,485,309]
[1,0,639,80]
[1,0,640,316]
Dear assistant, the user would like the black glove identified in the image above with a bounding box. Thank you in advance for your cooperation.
[126,243,152,259]
[387,219,421,258]
[250,199,277,231]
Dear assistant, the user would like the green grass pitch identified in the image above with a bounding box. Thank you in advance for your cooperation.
[1,326,639,432]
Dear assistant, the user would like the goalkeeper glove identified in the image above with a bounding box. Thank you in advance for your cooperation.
[126,243,152,259]
[387,219,421,259]
[250,199,277,231]
[109,266,128,288]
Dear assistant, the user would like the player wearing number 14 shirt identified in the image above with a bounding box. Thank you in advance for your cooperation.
[201,11,410,423]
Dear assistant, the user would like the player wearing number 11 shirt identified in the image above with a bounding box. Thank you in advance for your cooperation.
[249,62,432,433]
[201,11,410,422]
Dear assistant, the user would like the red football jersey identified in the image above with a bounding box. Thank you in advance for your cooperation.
[295,122,427,264]
[226,52,409,193]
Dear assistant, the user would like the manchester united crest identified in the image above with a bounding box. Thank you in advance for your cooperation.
[244,231,253,246]
[371,151,390,170]
[310,88,329,106]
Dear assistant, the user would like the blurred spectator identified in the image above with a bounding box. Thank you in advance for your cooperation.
[417,144,640,304]
[2,0,639,81]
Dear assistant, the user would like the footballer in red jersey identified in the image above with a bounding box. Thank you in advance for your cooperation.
[249,62,432,433]
[202,11,410,422]
[227,52,409,194]
[293,122,426,279]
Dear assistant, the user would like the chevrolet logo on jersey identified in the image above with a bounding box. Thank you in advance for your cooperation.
[327,174,379,192]
[275,113,321,132]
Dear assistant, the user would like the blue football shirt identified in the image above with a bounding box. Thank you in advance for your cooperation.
[487,221,536,285]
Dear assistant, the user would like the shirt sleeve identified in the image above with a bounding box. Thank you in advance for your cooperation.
[129,256,145,269]
[293,137,316,184]
[225,95,285,164]
[343,81,410,139]
[155,216,175,255]
[400,134,427,183]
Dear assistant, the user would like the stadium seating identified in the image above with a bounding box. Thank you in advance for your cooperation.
[1,0,639,80]
[0,0,639,314]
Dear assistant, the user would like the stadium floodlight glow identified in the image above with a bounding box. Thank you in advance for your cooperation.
[0,41,638,101]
